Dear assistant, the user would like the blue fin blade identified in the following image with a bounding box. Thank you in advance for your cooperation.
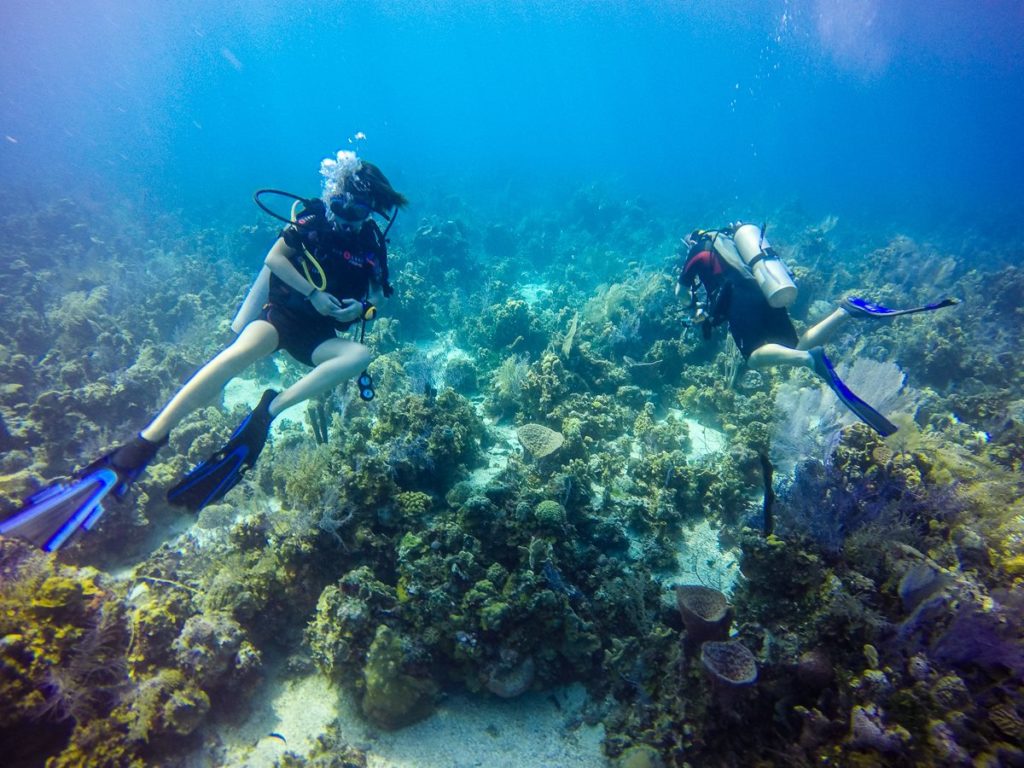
[845,296,960,318]
[0,467,120,552]
[166,446,250,512]
[811,348,898,437]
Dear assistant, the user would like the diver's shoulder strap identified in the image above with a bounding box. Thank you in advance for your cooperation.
[364,219,393,297]
[709,231,756,281]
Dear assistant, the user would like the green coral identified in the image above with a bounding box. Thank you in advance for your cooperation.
[533,499,567,530]
[361,625,437,730]
[307,567,397,683]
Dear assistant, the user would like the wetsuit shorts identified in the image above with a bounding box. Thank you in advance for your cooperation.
[261,304,343,367]
[724,279,799,360]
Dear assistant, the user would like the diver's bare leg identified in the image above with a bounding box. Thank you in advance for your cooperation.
[796,308,851,350]
[747,343,814,370]
[269,338,371,416]
[140,321,279,442]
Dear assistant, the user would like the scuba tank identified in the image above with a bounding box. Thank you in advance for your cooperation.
[231,265,270,334]
[230,190,326,335]
[730,223,797,308]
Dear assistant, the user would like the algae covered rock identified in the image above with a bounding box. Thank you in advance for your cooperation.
[307,567,397,682]
[616,744,665,768]
[361,625,437,730]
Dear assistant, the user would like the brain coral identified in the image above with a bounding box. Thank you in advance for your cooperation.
[516,423,564,458]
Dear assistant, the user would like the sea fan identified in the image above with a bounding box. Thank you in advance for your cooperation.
[34,604,130,725]
[771,358,918,473]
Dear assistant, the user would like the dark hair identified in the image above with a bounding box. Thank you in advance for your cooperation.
[348,161,408,214]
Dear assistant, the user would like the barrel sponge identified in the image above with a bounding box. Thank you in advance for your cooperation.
[516,423,565,458]
[700,640,758,686]
[675,585,731,642]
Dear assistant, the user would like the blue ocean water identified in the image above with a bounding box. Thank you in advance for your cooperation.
[2,0,1022,238]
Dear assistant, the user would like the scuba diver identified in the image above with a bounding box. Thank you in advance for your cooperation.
[1,152,407,551]
[677,223,958,436]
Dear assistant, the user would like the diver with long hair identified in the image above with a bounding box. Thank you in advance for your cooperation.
[1,151,407,550]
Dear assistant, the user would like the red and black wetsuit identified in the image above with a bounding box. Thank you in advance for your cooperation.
[680,235,798,359]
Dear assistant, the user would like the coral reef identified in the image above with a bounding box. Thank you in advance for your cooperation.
[0,187,1021,767]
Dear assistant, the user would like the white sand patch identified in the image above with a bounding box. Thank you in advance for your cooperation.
[651,409,727,462]
[518,283,551,307]
[223,377,306,433]
[659,517,741,599]
[682,418,726,460]
[208,670,606,768]
[207,673,339,768]
[468,416,519,489]
[347,684,605,768]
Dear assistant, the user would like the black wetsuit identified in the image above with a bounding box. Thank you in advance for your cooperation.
[680,242,797,359]
[262,217,390,366]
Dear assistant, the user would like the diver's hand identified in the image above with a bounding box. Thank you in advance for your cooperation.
[309,290,346,318]
[335,298,366,323]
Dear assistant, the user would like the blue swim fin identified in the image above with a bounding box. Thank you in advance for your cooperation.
[842,296,960,318]
[166,389,277,512]
[0,434,164,552]
[809,347,898,437]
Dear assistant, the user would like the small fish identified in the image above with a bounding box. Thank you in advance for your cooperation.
[542,561,583,603]
[623,356,661,368]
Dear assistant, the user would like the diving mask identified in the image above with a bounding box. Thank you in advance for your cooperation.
[330,193,373,222]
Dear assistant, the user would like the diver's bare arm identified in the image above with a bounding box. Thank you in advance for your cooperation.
[264,237,319,297]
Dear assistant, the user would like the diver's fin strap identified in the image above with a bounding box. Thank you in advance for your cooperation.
[810,348,898,437]
[844,296,960,318]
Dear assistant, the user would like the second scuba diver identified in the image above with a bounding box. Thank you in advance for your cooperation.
[678,223,959,435]
[1,151,407,551]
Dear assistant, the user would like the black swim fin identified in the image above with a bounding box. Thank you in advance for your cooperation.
[0,434,164,552]
[809,347,898,437]
[842,296,960,318]
[167,389,278,512]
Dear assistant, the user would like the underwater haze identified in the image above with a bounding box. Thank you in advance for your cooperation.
[3,0,1023,230]
[3,2,1024,768]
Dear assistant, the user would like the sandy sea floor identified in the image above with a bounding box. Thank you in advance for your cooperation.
[202,666,606,768]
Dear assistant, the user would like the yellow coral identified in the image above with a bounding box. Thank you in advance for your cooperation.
[1002,554,1024,577]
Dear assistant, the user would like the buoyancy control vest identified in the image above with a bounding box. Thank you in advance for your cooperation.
[231,205,392,334]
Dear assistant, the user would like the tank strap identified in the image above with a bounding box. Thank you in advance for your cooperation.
[709,232,756,282]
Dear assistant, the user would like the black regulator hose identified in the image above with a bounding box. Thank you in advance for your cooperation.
[253,189,324,226]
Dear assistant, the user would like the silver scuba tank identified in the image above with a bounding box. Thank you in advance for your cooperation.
[230,265,271,334]
[731,223,797,308]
